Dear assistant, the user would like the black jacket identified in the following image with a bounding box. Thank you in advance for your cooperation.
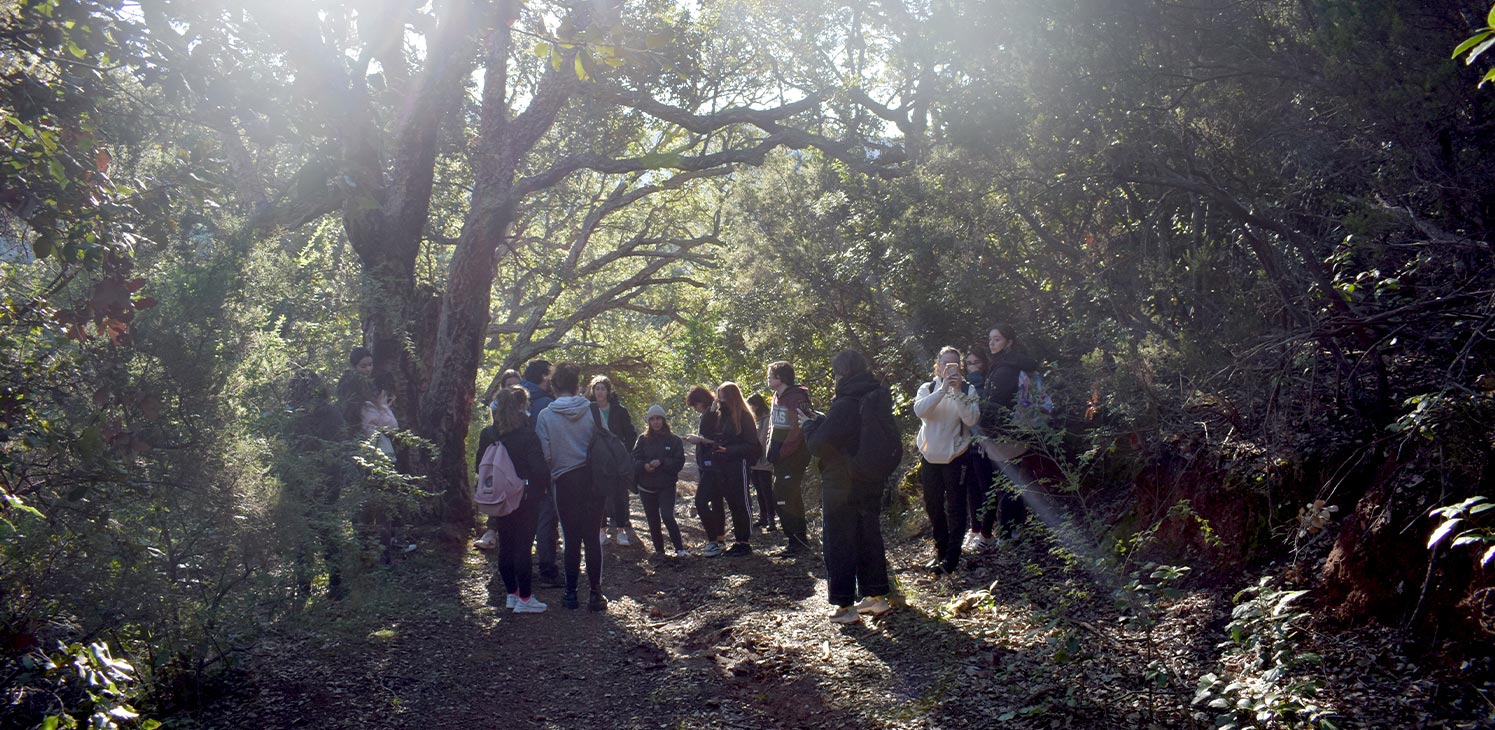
[475,424,552,499]
[712,408,763,466]
[592,396,638,451]
[804,370,881,487]
[632,431,685,493]
[979,349,1039,432]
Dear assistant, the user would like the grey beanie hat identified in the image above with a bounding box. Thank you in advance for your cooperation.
[644,404,667,420]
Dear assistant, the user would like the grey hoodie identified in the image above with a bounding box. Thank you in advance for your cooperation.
[535,394,596,479]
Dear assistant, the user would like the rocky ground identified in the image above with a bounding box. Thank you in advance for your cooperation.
[187,474,1493,729]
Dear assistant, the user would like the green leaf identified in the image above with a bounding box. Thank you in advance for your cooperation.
[532,41,550,59]
[47,158,66,184]
[1481,68,1495,88]
[1429,518,1462,549]
[1452,534,1484,548]
[1488,5,1495,28]
[1453,31,1492,60]
[574,54,589,81]
[1467,35,1495,65]
[40,716,59,730]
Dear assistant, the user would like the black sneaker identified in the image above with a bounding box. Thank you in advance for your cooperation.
[724,542,752,557]
[562,591,579,609]
[587,593,608,612]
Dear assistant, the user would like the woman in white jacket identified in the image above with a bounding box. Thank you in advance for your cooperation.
[913,346,981,574]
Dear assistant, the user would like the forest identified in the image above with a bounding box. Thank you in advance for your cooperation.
[2,0,1494,728]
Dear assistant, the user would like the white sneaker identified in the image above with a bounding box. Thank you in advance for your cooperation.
[672,546,689,558]
[616,531,631,546]
[854,595,893,617]
[513,595,547,613]
[505,592,518,609]
[701,542,724,557]
[475,530,497,550]
[602,529,612,545]
[828,606,860,624]
[972,534,994,552]
[962,531,980,551]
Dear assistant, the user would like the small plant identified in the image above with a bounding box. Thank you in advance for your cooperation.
[1193,577,1338,729]
[1427,496,1495,566]
[12,641,158,730]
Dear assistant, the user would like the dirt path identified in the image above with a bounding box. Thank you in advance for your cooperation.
[191,476,1482,729]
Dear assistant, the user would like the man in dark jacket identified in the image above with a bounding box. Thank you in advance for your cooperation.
[766,361,815,555]
[802,350,894,624]
[519,360,562,586]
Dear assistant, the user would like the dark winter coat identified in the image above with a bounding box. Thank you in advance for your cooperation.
[632,431,685,493]
[475,424,553,500]
[712,408,763,467]
[979,349,1039,433]
[520,380,554,428]
[803,370,881,489]
[592,395,638,451]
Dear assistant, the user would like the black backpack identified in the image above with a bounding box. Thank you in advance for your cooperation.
[849,384,902,483]
[588,404,634,497]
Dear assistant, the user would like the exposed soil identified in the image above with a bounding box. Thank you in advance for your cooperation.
[187,471,1494,729]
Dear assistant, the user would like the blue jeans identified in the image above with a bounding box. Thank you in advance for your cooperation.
[821,481,890,607]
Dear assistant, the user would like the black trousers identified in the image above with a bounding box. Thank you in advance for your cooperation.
[555,469,604,594]
[696,463,752,544]
[640,485,683,552]
[821,481,890,607]
[750,468,775,526]
[772,447,811,539]
[490,491,541,598]
[921,457,968,567]
[964,448,998,536]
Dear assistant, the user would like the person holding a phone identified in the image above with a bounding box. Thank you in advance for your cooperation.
[913,347,981,574]
[684,386,728,557]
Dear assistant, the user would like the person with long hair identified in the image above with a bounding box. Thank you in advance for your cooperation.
[474,386,551,613]
[535,363,607,611]
[746,392,776,533]
[711,382,761,556]
[978,323,1041,541]
[683,386,724,555]
[336,345,375,431]
[913,347,980,574]
[632,405,687,556]
[961,348,998,550]
[803,350,894,624]
[589,375,638,546]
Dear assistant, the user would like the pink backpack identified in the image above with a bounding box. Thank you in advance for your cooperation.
[475,441,526,517]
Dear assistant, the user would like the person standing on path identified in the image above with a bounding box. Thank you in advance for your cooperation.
[747,393,777,533]
[632,404,687,557]
[960,349,998,551]
[684,386,727,557]
[803,350,894,624]
[589,375,638,547]
[474,386,550,613]
[914,347,980,575]
[978,324,1042,541]
[534,362,607,611]
[711,382,761,557]
[518,360,563,586]
[766,361,815,555]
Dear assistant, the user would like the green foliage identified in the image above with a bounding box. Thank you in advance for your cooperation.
[1452,5,1495,87]
[11,641,158,730]
[1194,577,1337,730]
[1428,496,1495,567]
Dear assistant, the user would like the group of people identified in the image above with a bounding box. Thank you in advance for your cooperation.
[464,322,1042,625]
